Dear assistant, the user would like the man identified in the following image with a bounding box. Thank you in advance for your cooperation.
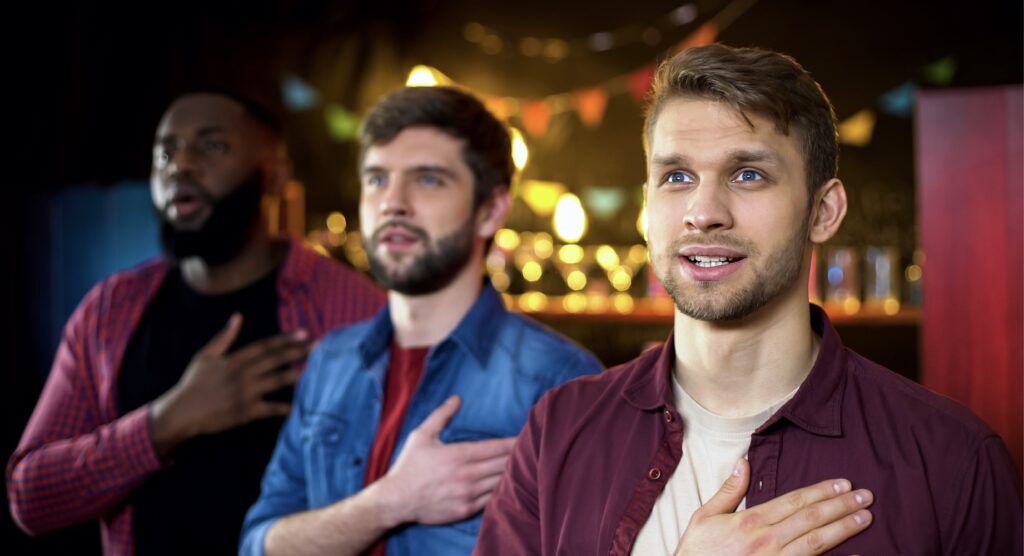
[477,44,1023,555]
[240,86,603,556]
[6,92,385,555]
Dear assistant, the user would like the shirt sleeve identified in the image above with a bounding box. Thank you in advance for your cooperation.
[474,392,549,555]
[240,349,318,556]
[5,291,163,534]
[942,435,1023,555]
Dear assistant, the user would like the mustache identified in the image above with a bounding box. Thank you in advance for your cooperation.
[668,234,756,253]
[370,220,429,243]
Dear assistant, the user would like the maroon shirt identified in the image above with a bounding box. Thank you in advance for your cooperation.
[476,306,1023,555]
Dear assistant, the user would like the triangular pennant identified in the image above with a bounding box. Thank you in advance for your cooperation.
[324,103,361,142]
[838,108,876,147]
[574,87,610,128]
[281,74,321,111]
[879,82,915,118]
[522,100,552,137]
[674,21,719,53]
[629,64,656,103]
[923,56,957,86]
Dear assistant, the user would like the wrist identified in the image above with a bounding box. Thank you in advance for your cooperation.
[365,475,408,529]
[149,388,194,458]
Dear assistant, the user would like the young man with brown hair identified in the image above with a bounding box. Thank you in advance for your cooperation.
[241,86,602,556]
[476,44,1022,555]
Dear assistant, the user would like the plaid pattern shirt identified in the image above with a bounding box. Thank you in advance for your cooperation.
[7,238,385,556]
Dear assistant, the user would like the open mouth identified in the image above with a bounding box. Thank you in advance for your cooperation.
[686,255,742,268]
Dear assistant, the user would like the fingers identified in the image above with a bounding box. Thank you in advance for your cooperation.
[241,344,310,378]
[413,396,462,439]
[694,457,750,518]
[200,313,243,357]
[469,468,506,499]
[776,489,873,551]
[247,401,292,421]
[780,506,873,556]
[253,367,303,395]
[451,437,516,462]
[757,478,853,525]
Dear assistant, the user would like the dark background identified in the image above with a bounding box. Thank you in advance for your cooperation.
[3,1,1020,553]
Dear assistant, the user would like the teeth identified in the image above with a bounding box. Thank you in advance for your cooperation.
[688,255,735,268]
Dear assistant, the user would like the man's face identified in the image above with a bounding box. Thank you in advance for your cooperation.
[645,98,812,322]
[360,126,481,295]
[151,93,267,232]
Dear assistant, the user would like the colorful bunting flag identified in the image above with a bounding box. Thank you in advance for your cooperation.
[324,104,361,142]
[523,100,552,137]
[574,87,610,128]
[281,74,321,111]
[629,64,656,103]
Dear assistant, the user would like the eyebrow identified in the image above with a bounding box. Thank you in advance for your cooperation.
[361,164,459,179]
[154,126,227,145]
[649,149,783,168]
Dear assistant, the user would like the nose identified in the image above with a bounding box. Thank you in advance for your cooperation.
[681,183,733,233]
[379,178,413,218]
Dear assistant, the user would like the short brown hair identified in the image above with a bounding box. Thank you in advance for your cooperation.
[644,44,838,194]
[360,86,513,209]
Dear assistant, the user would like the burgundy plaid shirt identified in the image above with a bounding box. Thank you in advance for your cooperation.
[7,238,385,556]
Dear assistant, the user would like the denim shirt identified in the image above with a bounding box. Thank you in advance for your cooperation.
[241,283,603,555]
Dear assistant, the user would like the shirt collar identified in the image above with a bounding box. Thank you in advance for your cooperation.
[622,305,847,436]
[357,279,506,368]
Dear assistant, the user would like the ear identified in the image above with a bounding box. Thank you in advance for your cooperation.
[475,187,512,239]
[809,178,847,243]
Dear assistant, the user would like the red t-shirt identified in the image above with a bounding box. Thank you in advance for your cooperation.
[364,342,430,556]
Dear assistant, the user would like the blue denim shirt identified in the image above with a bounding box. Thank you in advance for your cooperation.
[240,283,603,555]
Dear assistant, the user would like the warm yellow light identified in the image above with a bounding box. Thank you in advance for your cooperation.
[883,298,901,315]
[520,180,566,216]
[485,252,506,274]
[842,297,861,315]
[311,243,330,257]
[533,232,554,259]
[628,244,648,265]
[610,266,633,291]
[491,271,511,292]
[553,193,587,243]
[637,205,648,241]
[587,294,609,313]
[326,231,347,247]
[511,127,529,171]
[326,212,347,234]
[558,244,584,264]
[596,245,620,271]
[518,292,548,312]
[563,293,587,313]
[566,270,587,291]
[406,65,450,87]
[905,264,923,282]
[495,228,520,251]
[613,293,635,314]
[522,261,543,282]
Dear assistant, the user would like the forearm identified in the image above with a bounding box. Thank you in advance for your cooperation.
[7,406,163,534]
[263,479,404,556]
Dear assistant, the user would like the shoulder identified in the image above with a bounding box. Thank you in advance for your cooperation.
[490,311,604,377]
[71,258,169,321]
[845,350,998,446]
[535,346,659,417]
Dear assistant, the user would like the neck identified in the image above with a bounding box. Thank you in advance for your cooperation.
[179,233,286,295]
[388,254,484,349]
[672,284,819,417]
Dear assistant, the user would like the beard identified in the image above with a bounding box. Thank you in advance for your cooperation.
[365,215,476,296]
[653,214,810,322]
[157,170,263,266]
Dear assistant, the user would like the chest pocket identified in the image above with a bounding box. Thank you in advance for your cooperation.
[301,413,360,508]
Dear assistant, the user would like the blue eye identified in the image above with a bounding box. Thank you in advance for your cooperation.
[365,175,386,188]
[736,169,763,181]
[666,171,691,184]
[418,174,441,186]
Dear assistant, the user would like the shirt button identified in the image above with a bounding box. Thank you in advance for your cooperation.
[648,467,662,481]
[757,479,764,491]
[663,409,673,423]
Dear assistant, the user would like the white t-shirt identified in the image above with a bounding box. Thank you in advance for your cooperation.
[631,376,798,555]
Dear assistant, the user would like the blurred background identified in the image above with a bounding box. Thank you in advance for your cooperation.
[3,0,1021,553]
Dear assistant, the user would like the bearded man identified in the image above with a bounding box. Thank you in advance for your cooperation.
[8,92,385,555]
[240,86,602,556]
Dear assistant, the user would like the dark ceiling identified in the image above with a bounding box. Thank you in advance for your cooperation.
[8,0,1022,229]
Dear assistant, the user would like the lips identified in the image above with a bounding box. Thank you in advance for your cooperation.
[373,222,426,252]
[677,246,747,281]
[164,183,211,221]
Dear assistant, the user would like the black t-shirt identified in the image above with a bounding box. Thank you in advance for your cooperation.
[118,266,287,555]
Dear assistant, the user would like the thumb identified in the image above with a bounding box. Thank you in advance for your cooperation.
[698,457,750,517]
[413,395,461,440]
[200,313,243,357]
